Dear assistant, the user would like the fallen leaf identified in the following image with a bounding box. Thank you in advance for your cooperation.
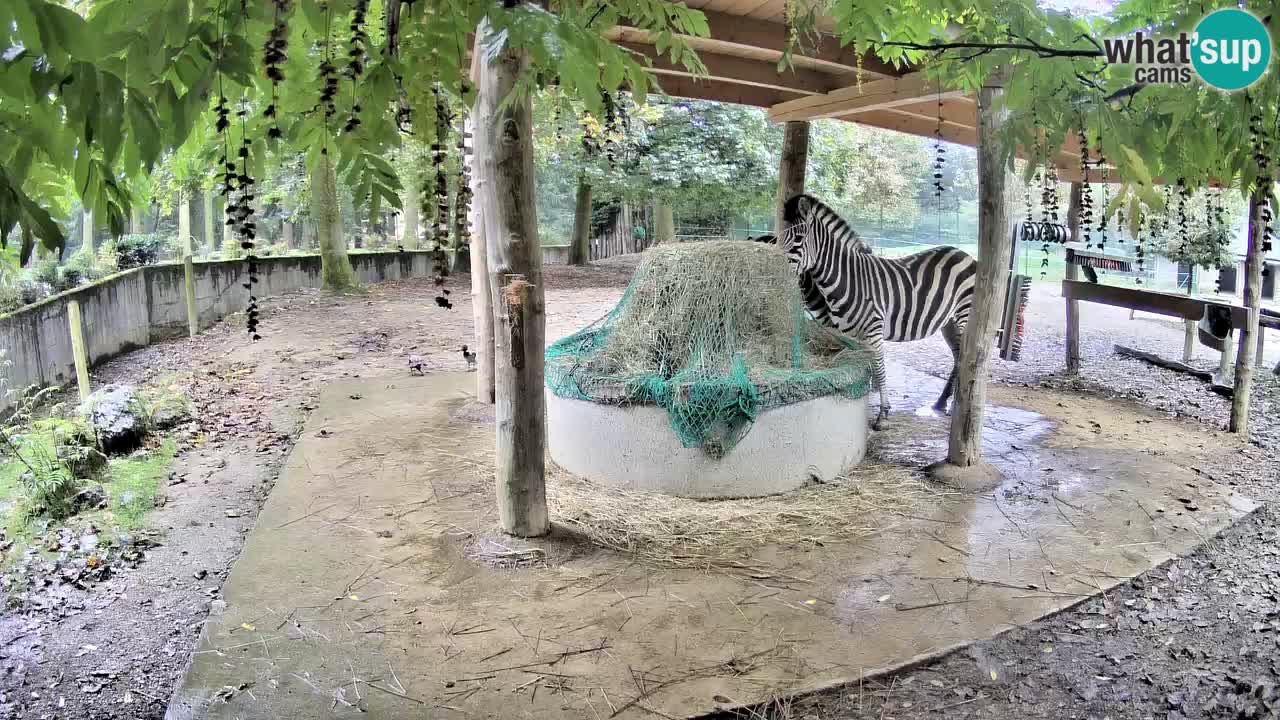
[877,594,891,603]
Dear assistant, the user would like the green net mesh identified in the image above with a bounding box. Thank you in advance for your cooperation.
[545,241,874,457]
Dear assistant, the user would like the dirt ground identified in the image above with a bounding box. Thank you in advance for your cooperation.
[1,257,1277,720]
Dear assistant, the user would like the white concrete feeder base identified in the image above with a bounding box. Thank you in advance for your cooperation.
[546,391,869,499]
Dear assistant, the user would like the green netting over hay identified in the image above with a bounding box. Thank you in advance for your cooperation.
[545,241,874,457]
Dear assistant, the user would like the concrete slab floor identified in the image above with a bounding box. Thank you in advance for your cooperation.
[166,371,1257,720]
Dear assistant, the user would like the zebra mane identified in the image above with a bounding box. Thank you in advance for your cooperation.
[781,193,872,253]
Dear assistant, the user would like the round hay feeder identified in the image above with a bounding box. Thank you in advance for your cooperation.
[545,241,873,499]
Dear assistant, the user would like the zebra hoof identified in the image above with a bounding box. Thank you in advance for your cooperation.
[871,414,889,431]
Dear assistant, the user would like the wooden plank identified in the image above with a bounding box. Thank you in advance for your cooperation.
[768,74,963,123]
[616,42,838,95]
[611,9,900,77]
[67,299,91,403]
[650,73,802,109]
[1062,279,1208,320]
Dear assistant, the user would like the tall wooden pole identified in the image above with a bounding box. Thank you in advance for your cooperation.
[946,83,1013,469]
[1064,182,1083,373]
[467,114,496,405]
[775,121,811,233]
[1230,188,1266,434]
[476,25,548,537]
[654,202,675,244]
[568,175,592,266]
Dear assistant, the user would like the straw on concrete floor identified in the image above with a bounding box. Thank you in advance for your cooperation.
[547,461,942,570]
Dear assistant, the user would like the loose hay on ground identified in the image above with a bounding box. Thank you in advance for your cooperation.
[547,460,942,569]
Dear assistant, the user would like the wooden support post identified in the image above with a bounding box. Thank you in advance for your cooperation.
[467,113,496,405]
[945,82,1013,471]
[1218,330,1235,384]
[1182,266,1198,362]
[775,120,810,233]
[1230,189,1266,434]
[655,202,675,244]
[178,196,192,258]
[568,175,592,266]
[476,27,548,537]
[1064,182,1083,373]
[67,299,91,402]
[1257,328,1266,366]
[202,191,214,258]
[183,254,198,338]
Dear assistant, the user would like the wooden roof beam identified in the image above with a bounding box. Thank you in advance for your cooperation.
[611,9,901,78]
[615,42,839,96]
[648,74,803,109]
[768,74,964,123]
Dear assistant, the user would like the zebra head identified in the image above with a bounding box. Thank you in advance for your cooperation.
[749,228,803,271]
[782,193,873,260]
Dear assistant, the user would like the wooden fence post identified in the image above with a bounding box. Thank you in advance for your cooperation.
[775,120,810,233]
[1230,188,1266,434]
[943,81,1014,473]
[183,255,198,338]
[467,111,496,404]
[1064,182,1083,373]
[476,24,548,537]
[67,299,91,402]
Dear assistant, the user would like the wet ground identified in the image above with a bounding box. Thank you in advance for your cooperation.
[2,258,1277,719]
[165,366,1253,719]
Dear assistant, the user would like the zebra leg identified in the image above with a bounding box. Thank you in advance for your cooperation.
[868,339,890,430]
[935,319,963,413]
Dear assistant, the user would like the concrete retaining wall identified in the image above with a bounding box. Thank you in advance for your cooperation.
[0,251,436,411]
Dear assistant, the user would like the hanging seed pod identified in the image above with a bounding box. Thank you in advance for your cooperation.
[1077,128,1093,247]
[1095,132,1109,254]
[343,0,368,133]
[263,1,290,140]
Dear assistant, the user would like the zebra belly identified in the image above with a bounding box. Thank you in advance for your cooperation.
[881,300,956,342]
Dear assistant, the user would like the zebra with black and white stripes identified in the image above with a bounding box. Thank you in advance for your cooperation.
[754,194,977,429]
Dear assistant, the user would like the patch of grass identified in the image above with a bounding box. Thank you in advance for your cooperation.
[104,438,177,531]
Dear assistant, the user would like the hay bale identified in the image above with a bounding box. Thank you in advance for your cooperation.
[545,241,874,454]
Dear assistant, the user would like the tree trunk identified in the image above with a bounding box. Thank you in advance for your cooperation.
[1064,182,1083,372]
[775,120,810,234]
[282,221,295,250]
[82,209,94,258]
[202,191,214,258]
[402,180,420,247]
[655,202,675,244]
[568,175,592,265]
[468,113,496,405]
[178,196,191,257]
[946,83,1013,469]
[312,151,357,290]
[129,206,143,235]
[1230,188,1266,434]
[476,28,548,538]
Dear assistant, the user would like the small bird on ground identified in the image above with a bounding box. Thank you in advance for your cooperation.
[407,354,425,375]
[462,345,477,371]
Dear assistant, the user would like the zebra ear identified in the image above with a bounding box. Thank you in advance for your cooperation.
[783,194,814,224]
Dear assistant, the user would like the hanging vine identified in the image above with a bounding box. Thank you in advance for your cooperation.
[263,0,289,140]
[1095,130,1109,254]
[427,82,452,309]
[343,0,369,133]
[453,82,473,251]
[1077,127,1093,247]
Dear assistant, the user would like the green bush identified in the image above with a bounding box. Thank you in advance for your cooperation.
[102,233,166,269]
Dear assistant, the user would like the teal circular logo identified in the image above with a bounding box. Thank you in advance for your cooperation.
[1192,9,1271,91]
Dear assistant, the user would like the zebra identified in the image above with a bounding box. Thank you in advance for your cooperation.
[754,194,977,429]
